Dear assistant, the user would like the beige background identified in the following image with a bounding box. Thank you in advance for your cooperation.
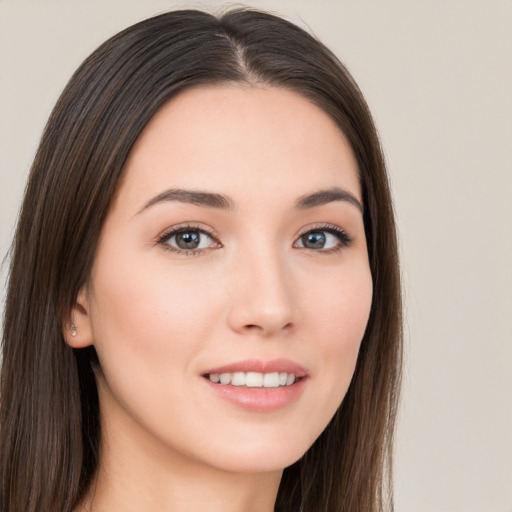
[1,1,511,511]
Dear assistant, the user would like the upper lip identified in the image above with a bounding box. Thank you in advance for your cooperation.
[203,358,308,378]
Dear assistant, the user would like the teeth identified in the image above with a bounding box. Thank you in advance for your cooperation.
[231,372,245,386]
[245,372,262,387]
[208,371,297,387]
[219,373,231,385]
[263,372,280,387]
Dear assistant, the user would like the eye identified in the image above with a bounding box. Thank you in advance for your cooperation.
[294,225,352,252]
[158,225,221,255]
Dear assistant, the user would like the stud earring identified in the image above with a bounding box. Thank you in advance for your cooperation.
[70,323,78,337]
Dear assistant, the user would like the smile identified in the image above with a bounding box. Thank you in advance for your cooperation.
[208,371,296,387]
[202,359,308,412]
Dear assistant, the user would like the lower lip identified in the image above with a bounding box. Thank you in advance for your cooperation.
[203,377,307,412]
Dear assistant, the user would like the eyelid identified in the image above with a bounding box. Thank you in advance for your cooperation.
[294,223,353,251]
[156,223,222,255]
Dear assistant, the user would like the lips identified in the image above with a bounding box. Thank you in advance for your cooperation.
[202,358,308,412]
[204,358,308,377]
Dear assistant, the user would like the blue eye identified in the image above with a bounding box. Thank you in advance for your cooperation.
[294,226,352,251]
[158,226,219,254]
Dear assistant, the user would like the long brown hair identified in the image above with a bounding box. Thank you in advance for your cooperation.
[0,8,402,512]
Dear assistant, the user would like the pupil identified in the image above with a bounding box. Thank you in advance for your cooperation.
[176,231,200,249]
[303,232,326,249]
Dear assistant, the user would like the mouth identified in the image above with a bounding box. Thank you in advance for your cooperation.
[205,371,301,388]
[201,359,308,412]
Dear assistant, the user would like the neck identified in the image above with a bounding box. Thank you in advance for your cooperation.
[79,459,281,512]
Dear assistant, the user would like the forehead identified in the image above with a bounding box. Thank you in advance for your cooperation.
[119,84,361,210]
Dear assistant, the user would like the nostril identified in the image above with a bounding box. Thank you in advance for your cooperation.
[242,321,293,335]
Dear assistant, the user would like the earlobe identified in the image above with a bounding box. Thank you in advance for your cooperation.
[64,288,95,348]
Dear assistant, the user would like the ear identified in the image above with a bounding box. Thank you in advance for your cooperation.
[63,287,95,348]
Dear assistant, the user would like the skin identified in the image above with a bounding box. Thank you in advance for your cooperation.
[68,85,373,512]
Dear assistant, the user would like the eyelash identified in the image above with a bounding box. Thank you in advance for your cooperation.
[156,223,353,256]
[156,224,221,256]
[295,223,353,254]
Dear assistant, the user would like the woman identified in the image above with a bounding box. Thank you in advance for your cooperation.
[0,8,402,512]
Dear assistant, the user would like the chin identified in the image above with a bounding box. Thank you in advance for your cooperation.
[207,450,303,475]
[189,429,316,474]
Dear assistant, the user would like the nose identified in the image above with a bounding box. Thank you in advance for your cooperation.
[227,247,295,337]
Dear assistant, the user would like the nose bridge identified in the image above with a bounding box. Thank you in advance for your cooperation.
[228,236,295,336]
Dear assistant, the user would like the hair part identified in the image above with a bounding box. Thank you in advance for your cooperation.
[1,9,402,512]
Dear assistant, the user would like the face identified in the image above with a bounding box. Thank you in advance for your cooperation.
[73,85,373,474]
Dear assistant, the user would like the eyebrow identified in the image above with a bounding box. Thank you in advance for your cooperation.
[295,187,363,213]
[137,188,234,214]
[137,186,363,215]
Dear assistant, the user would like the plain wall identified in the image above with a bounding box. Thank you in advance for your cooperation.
[1,1,511,511]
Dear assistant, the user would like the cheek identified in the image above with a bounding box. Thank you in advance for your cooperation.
[87,255,228,454]
[300,262,373,421]
[302,257,372,349]
[88,252,221,386]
